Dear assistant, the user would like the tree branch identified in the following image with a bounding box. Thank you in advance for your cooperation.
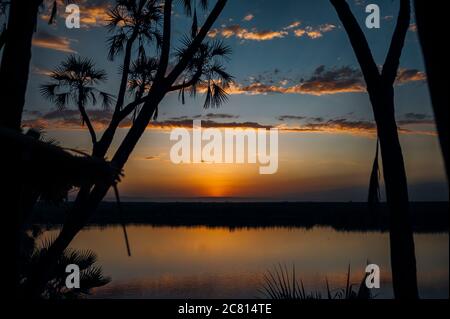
[118,94,148,121]
[115,30,139,113]
[168,65,203,92]
[165,0,227,87]
[330,0,380,88]
[154,0,172,81]
[381,0,410,85]
[0,27,6,50]
[79,105,97,146]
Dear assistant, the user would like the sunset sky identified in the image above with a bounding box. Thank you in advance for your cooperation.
[20,0,448,201]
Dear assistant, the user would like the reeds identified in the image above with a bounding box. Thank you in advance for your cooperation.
[260,263,372,300]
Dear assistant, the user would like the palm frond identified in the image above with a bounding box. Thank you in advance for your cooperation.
[40,83,59,100]
[54,92,70,110]
[107,33,127,61]
[98,91,115,109]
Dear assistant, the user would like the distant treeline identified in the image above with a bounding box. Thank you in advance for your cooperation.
[32,202,449,233]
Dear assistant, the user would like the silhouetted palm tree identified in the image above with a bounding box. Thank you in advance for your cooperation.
[24,0,230,298]
[20,229,110,299]
[330,0,418,299]
[40,55,114,146]
[92,0,162,157]
[414,1,449,183]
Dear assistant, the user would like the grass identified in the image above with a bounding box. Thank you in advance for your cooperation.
[259,263,372,300]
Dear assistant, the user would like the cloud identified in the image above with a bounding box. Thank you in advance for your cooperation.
[23,110,436,138]
[144,155,160,161]
[395,68,426,84]
[225,66,427,96]
[243,14,254,22]
[398,113,434,126]
[208,22,337,42]
[278,115,324,122]
[168,113,239,121]
[292,24,337,39]
[31,66,52,77]
[208,24,288,41]
[22,109,114,129]
[223,66,365,96]
[284,21,302,30]
[404,113,428,120]
[278,115,306,121]
[41,0,111,28]
[32,31,77,53]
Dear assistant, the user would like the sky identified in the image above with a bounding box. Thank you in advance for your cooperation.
[17,0,448,201]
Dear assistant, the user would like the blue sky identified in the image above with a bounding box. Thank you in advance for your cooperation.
[18,0,448,201]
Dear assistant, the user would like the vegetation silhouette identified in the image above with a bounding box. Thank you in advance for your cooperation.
[414,1,449,183]
[32,202,449,233]
[330,0,418,299]
[0,0,69,129]
[0,0,94,298]
[19,227,110,299]
[259,264,371,300]
[40,55,115,145]
[23,0,231,298]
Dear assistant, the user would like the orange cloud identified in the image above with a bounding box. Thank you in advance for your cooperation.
[32,31,76,53]
[223,66,426,96]
[396,68,426,84]
[293,24,337,39]
[41,0,111,28]
[78,5,111,27]
[208,25,288,41]
[284,21,302,30]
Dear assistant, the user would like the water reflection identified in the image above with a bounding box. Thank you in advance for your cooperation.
[41,226,449,299]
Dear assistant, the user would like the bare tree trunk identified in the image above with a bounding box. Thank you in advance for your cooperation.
[0,0,41,298]
[330,0,418,299]
[414,0,449,183]
[0,0,39,130]
[371,86,418,298]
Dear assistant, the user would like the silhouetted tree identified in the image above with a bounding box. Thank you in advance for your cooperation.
[94,0,162,157]
[20,228,110,299]
[40,55,114,146]
[0,0,74,298]
[0,0,70,129]
[414,1,449,183]
[23,0,230,297]
[330,0,418,299]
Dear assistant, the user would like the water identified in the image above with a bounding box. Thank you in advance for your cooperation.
[42,226,449,299]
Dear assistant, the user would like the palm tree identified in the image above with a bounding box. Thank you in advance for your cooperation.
[330,0,418,299]
[40,55,114,146]
[20,230,110,299]
[93,0,162,157]
[127,55,159,121]
[24,0,230,298]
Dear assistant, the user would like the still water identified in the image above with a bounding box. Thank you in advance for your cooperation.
[42,226,448,299]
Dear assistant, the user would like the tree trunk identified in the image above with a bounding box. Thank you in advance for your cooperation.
[22,0,228,297]
[371,86,418,299]
[23,101,159,297]
[0,0,39,130]
[330,0,418,299]
[414,0,449,183]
